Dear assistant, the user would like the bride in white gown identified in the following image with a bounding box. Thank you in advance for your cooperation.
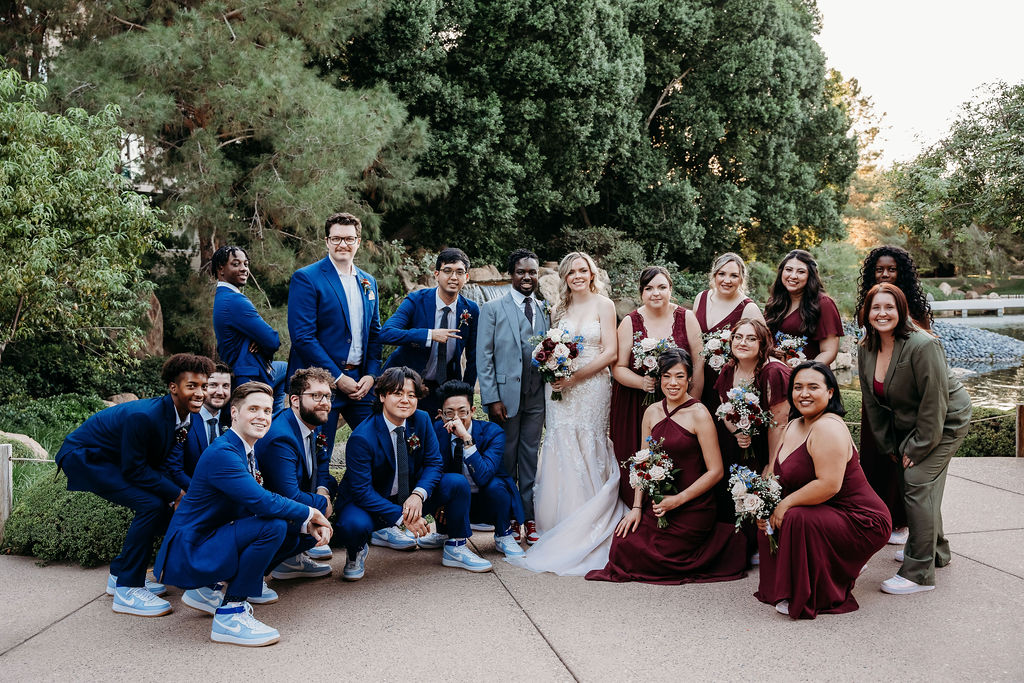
[507,252,627,575]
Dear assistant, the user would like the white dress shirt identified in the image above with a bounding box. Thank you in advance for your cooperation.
[509,288,538,333]
[334,267,364,366]
[383,415,429,526]
[423,290,459,379]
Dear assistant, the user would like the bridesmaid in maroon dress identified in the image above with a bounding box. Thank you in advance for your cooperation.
[763,249,843,365]
[588,348,747,585]
[694,253,764,414]
[755,362,891,619]
[610,267,704,504]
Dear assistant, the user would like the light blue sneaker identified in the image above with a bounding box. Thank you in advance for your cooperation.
[441,543,493,573]
[269,553,332,580]
[248,580,279,605]
[494,533,525,558]
[343,544,369,581]
[306,544,333,560]
[370,526,418,551]
[182,584,225,615]
[417,531,449,549]
[106,573,167,597]
[111,586,173,617]
[211,602,280,647]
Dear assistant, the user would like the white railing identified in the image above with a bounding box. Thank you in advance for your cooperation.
[931,297,1024,318]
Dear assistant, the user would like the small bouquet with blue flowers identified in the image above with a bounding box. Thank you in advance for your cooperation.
[623,436,679,529]
[728,464,783,553]
[530,329,585,400]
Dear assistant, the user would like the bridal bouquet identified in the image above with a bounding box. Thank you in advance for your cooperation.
[530,329,585,400]
[728,464,783,553]
[632,332,676,405]
[700,328,732,371]
[714,383,776,463]
[623,436,679,529]
[774,332,808,368]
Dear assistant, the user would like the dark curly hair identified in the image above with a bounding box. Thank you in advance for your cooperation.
[855,246,932,329]
[161,353,215,385]
[764,250,823,338]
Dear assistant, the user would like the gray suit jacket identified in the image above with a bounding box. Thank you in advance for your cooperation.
[476,292,549,417]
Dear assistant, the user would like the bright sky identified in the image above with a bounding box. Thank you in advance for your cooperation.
[814,0,1024,167]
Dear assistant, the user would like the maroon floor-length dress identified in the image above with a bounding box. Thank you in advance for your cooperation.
[587,398,748,585]
[712,360,791,524]
[610,306,692,504]
[769,292,844,361]
[695,290,753,415]
[754,439,891,619]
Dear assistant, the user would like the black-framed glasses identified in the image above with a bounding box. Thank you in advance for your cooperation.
[327,236,359,246]
[439,266,467,277]
[302,392,333,403]
[441,408,472,419]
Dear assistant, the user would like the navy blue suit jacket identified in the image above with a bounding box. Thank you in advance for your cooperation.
[213,285,280,383]
[433,418,524,523]
[164,410,231,490]
[154,430,310,588]
[287,258,382,395]
[55,394,184,502]
[380,287,478,387]
[338,410,442,523]
[255,409,337,514]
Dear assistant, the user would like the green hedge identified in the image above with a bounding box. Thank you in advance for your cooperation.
[0,393,107,455]
[2,470,145,566]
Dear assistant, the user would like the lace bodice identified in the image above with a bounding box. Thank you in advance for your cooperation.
[545,317,610,431]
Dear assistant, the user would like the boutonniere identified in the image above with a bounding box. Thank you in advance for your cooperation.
[406,433,421,452]
[315,432,328,454]
[175,426,188,445]
[361,277,375,301]
[254,469,264,487]
[459,310,472,329]
[538,299,552,317]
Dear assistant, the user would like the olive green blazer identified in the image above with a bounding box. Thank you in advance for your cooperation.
[858,330,971,464]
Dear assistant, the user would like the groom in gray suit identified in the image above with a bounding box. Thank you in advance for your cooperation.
[477,249,548,545]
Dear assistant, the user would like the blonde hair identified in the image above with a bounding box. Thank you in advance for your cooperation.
[708,252,747,296]
[552,251,602,323]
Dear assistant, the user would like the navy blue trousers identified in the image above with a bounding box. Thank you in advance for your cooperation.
[334,473,471,557]
[101,485,174,588]
[222,517,317,598]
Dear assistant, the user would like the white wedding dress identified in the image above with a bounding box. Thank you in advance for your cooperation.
[506,318,627,575]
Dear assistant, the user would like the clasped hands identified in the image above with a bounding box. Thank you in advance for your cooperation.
[336,373,374,401]
[550,375,578,393]
[307,508,333,547]
[400,494,429,537]
[756,499,790,533]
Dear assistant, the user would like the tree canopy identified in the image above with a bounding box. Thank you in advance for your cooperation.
[0,69,165,367]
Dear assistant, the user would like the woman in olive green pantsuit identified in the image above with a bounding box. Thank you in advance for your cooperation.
[858,283,971,595]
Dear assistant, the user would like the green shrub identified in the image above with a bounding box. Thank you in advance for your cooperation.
[745,260,776,307]
[0,393,108,454]
[553,226,680,299]
[2,470,146,567]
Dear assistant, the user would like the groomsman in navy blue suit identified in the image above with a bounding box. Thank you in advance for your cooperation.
[55,353,215,617]
[333,367,492,580]
[154,382,333,647]
[288,212,382,453]
[380,247,479,419]
[256,367,338,570]
[433,381,525,558]
[165,361,233,490]
[211,246,285,407]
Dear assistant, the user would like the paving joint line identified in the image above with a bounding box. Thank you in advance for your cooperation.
[946,527,1024,536]
[950,550,1024,582]
[469,538,580,682]
[0,592,105,658]
[947,473,1024,497]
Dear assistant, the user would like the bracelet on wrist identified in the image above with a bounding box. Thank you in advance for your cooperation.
[632,505,641,509]
[411,491,425,502]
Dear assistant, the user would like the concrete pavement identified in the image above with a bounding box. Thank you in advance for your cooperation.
[2,457,1023,681]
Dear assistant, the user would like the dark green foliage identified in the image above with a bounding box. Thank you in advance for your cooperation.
[553,226,677,299]
[958,408,1015,458]
[0,393,107,454]
[2,470,144,567]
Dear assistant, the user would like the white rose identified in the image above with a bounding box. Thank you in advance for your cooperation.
[548,329,562,342]
[709,354,726,370]
[767,478,782,495]
[629,471,641,488]
[715,403,731,417]
[742,494,764,514]
[648,465,667,481]
[642,355,658,369]
[737,415,751,430]
[735,499,746,514]
[744,392,760,406]
[706,338,722,351]
[633,449,651,464]
[786,357,801,368]
[552,343,570,358]
[640,337,659,351]
[545,358,559,371]
[731,480,747,498]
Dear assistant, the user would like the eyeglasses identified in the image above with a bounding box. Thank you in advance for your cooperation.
[301,392,333,403]
[439,267,467,277]
[327,236,359,246]
[441,408,472,419]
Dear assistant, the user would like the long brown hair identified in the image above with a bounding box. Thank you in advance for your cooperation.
[726,318,778,377]
[764,250,824,337]
[859,283,915,351]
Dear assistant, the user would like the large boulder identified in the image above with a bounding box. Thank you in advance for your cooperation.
[614,297,637,322]
[0,431,48,459]
[106,393,139,404]
[938,282,954,296]
[468,265,502,282]
[139,292,164,357]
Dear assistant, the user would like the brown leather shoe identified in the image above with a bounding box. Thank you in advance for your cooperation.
[525,520,539,545]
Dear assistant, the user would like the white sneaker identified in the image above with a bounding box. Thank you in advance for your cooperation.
[775,600,790,615]
[881,574,935,595]
[894,549,905,562]
[888,527,909,545]
[750,552,760,567]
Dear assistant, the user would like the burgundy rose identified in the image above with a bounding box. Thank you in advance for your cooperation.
[535,350,550,363]
[568,345,579,359]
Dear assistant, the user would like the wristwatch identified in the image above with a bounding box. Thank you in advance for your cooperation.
[462,438,474,447]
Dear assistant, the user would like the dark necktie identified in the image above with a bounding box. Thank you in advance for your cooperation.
[394,425,410,501]
[246,449,257,478]
[436,306,451,383]
[524,297,534,328]
[307,432,318,485]
[207,417,219,445]
[452,438,464,475]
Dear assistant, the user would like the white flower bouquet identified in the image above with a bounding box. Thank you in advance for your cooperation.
[774,332,808,368]
[714,382,776,463]
[728,464,783,553]
[631,332,676,405]
[700,328,733,371]
[530,329,585,401]
[623,436,679,529]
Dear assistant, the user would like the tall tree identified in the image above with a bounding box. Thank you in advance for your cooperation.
[887,81,1024,275]
[0,69,165,367]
